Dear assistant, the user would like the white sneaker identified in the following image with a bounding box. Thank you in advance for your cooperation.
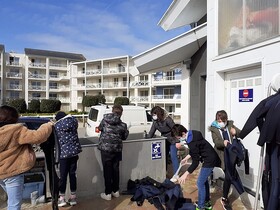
[112,191,120,198]
[100,193,111,201]
[58,196,67,207]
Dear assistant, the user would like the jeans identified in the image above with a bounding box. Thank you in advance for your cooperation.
[166,141,179,174]
[0,174,24,210]
[196,167,213,208]
[59,155,79,194]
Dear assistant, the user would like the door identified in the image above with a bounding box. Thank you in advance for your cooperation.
[225,67,263,192]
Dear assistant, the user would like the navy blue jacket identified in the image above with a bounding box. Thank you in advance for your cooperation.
[55,115,82,159]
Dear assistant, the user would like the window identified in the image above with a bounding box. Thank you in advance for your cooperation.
[10,91,19,99]
[32,93,41,98]
[49,93,57,99]
[163,88,174,99]
[123,91,127,96]
[166,71,175,80]
[218,0,279,54]
[50,72,58,78]
[140,75,148,81]
[10,81,19,89]
[49,82,58,89]
[140,90,149,96]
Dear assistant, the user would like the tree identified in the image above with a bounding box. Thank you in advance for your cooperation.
[7,99,27,113]
[28,99,41,113]
[114,97,130,105]
[40,99,61,113]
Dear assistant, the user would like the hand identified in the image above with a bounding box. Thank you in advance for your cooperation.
[230,127,236,136]
[178,171,189,184]
[224,140,230,147]
[175,143,182,149]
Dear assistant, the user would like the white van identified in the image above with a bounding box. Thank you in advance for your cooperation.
[86,105,153,137]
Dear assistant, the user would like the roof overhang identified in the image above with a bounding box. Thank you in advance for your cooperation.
[158,0,206,31]
[132,23,206,75]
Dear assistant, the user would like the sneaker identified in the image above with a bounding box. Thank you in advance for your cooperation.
[58,196,67,207]
[205,200,212,210]
[68,197,77,206]
[195,201,205,210]
[112,191,120,198]
[220,197,231,210]
[100,193,112,201]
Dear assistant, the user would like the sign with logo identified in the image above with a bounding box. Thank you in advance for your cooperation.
[151,142,162,160]
[239,89,253,102]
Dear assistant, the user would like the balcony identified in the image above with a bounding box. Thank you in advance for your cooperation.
[28,97,46,101]
[49,74,69,80]
[130,80,149,88]
[29,63,46,68]
[86,83,101,89]
[86,69,102,76]
[152,94,181,102]
[49,63,67,70]
[103,67,126,75]
[28,73,46,80]
[152,76,181,86]
[6,72,23,79]
[28,85,46,91]
[6,61,22,67]
[130,96,149,103]
[49,85,70,92]
[103,82,128,88]
[6,84,22,91]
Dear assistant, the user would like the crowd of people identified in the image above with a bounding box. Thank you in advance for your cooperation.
[0,96,278,209]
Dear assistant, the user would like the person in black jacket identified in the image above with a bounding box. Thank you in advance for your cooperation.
[147,106,179,175]
[98,104,129,201]
[172,124,221,210]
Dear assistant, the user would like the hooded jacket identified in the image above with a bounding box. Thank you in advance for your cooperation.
[54,115,82,159]
[98,113,129,153]
[0,122,53,179]
[209,120,240,170]
[186,130,221,174]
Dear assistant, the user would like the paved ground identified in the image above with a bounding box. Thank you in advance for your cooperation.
[0,165,256,210]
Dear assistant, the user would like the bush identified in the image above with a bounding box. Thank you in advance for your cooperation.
[40,99,61,113]
[114,97,130,105]
[82,95,98,107]
[28,99,41,113]
[7,99,27,113]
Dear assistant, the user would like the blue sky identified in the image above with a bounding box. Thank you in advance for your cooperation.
[0,0,188,60]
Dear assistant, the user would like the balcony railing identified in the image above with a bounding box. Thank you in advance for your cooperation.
[86,83,101,89]
[6,62,22,67]
[29,63,46,68]
[103,67,126,74]
[130,96,149,102]
[28,97,46,101]
[103,82,128,88]
[152,94,181,100]
[49,63,67,68]
[28,73,46,79]
[6,84,22,90]
[86,69,102,76]
[130,80,149,87]
[49,85,70,91]
[49,74,69,80]
[28,85,46,91]
[6,72,23,78]
[153,75,181,82]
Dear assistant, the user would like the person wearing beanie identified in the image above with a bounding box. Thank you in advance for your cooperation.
[54,111,82,207]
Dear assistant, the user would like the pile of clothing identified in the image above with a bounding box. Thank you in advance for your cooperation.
[127,176,195,210]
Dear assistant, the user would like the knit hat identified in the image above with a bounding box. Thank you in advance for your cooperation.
[55,111,67,121]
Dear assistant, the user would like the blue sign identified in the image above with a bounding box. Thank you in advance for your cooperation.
[239,89,253,102]
[151,142,162,160]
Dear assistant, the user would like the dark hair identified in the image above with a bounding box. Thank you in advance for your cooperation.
[0,105,19,125]
[215,110,228,121]
[171,124,188,137]
[112,104,123,116]
[151,106,165,121]
[55,111,67,121]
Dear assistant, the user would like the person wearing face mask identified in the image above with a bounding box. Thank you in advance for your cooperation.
[147,106,179,175]
[209,110,241,210]
[172,124,221,210]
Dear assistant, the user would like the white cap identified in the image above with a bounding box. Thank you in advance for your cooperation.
[271,73,280,92]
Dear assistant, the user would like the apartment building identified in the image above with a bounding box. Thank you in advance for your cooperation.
[69,56,182,114]
[0,47,86,110]
[0,47,182,115]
